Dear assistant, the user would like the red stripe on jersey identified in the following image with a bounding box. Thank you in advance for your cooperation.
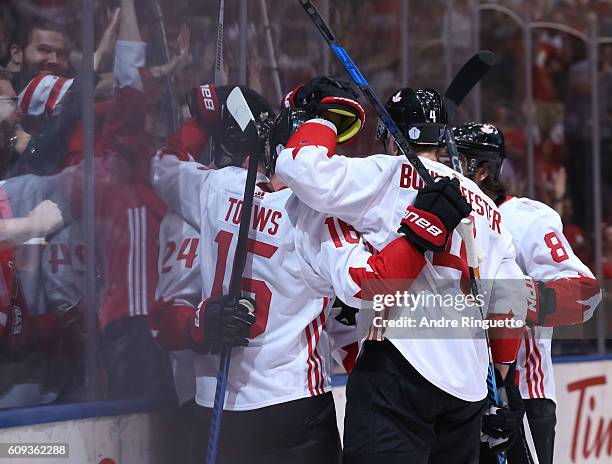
[382,308,390,339]
[304,323,316,396]
[367,322,378,341]
[523,331,535,398]
[341,342,359,373]
[310,318,322,395]
[19,73,48,114]
[45,76,67,113]
[532,330,546,398]
[526,330,542,398]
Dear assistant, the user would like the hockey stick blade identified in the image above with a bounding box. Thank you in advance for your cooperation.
[443,51,495,121]
[207,87,261,464]
[298,0,435,187]
[227,86,256,132]
[443,51,495,174]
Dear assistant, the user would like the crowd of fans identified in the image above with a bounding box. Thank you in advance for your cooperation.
[0,0,608,415]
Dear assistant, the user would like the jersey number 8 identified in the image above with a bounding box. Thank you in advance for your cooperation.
[544,232,569,263]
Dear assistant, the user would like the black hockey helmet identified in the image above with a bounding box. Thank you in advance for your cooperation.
[266,105,310,177]
[452,122,505,178]
[211,85,275,169]
[376,88,447,147]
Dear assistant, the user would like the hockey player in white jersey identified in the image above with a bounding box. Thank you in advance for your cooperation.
[153,205,364,464]
[274,82,530,464]
[152,212,199,463]
[154,212,199,408]
[150,80,437,463]
[452,122,602,464]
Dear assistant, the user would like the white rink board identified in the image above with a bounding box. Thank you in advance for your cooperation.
[0,359,609,463]
[0,412,165,464]
[332,358,612,463]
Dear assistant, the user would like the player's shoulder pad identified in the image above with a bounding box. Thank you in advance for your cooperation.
[358,152,404,170]
[501,196,563,232]
[210,165,248,186]
[502,196,560,220]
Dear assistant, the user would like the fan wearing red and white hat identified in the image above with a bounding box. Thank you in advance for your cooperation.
[18,73,74,117]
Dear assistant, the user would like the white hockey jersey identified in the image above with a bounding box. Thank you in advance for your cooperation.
[500,197,601,402]
[276,118,529,402]
[151,150,376,410]
[156,213,200,406]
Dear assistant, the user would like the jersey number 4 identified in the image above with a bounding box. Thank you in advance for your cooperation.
[211,230,278,338]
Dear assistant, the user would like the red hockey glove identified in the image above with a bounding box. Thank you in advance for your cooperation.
[398,177,472,253]
[186,83,222,129]
[287,76,365,143]
[188,295,256,355]
[525,276,601,327]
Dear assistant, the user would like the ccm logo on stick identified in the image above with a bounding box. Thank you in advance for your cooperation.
[200,85,216,110]
[403,210,443,237]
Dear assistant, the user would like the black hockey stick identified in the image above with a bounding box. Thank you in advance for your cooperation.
[442,53,509,464]
[151,0,179,132]
[203,0,225,166]
[212,0,225,86]
[444,52,495,122]
[206,87,259,464]
[298,1,505,457]
[443,51,496,174]
[520,414,540,464]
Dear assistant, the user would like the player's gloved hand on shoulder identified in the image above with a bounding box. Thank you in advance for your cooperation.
[288,76,365,143]
[481,365,525,455]
[187,295,256,355]
[398,177,472,253]
[186,83,222,129]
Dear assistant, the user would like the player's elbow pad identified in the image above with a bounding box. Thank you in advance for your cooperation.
[526,276,601,327]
